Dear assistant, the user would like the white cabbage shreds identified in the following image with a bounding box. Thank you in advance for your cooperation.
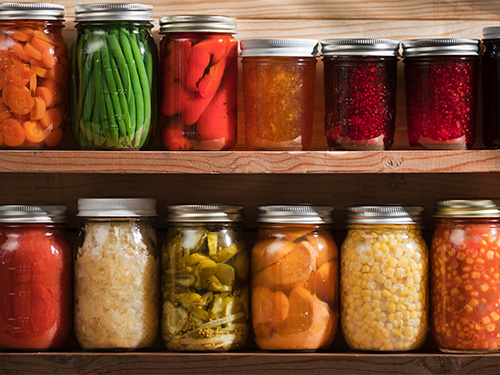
[74,220,159,349]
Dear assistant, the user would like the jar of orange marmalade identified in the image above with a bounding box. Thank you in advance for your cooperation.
[0,3,69,149]
[241,39,318,150]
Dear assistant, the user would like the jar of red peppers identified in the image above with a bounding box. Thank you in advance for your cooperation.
[241,39,318,150]
[0,205,72,349]
[402,39,479,149]
[0,3,69,149]
[159,15,238,150]
[321,39,399,150]
[432,199,500,353]
[482,27,500,148]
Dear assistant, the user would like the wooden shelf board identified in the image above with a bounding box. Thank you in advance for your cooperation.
[0,150,499,174]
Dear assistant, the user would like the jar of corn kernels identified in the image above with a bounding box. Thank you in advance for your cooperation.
[432,200,500,353]
[341,205,428,351]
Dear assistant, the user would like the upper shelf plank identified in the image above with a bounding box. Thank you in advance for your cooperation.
[1,150,499,174]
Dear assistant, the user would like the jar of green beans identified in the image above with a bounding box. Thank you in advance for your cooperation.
[71,4,157,150]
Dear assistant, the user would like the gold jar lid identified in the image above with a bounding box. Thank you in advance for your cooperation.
[434,199,500,218]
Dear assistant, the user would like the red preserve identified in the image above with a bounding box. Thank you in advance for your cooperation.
[159,15,238,151]
[0,205,71,349]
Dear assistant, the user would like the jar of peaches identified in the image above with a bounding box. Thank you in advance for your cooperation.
[0,3,69,149]
[341,205,428,351]
[251,205,338,351]
[432,199,500,353]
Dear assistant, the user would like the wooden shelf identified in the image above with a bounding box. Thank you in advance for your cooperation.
[1,150,500,174]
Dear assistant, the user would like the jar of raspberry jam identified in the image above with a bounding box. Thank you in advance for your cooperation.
[482,27,500,148]
[431,200,500,353]
[321,39,399,150]
[402,39,479,149]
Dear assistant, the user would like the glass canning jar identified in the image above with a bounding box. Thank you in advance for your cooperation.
[161,204,248,351]
[0,205,72,349]
[251,205,338,351]
[432,200,500,353]
[241,39,318,150]
[482,27,500,148]
[341,205,428,352]
[321,39,399,150]
[74,198,158,350]
[0,3,69,149]
[71,4,158,150]
[159,15,238,151]
[402,39,479,149]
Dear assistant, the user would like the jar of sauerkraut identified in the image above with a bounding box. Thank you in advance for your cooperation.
[74,198,158,350]
[341,205,428,351]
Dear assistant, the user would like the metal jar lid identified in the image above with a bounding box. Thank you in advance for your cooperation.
[0,205,67,223]
[402,38,480,57]
[483,27,500,40]
[167,204,244,222]
[77,198,157,217]
[159,15,237,34]
[256,205,333,224]
[75,3,153,22]
[321,39,400,56]
[0,3,64,21]
[346,205,423,225]
[240,38,319,57]
[434,199,500,218]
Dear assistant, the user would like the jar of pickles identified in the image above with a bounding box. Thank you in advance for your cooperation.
[159,16,238,151]
[161,205,248,351]
[432,200,500,353]
[322,39,399,150]
[482,27,500,148]
[402,39,479,149]
[0,3,69,149]
[0,205,72,349]
[71,4,157,150]
[251,205,338,351]
[341,205,428,351]
[74,198,158,350]
[241,39,318,150]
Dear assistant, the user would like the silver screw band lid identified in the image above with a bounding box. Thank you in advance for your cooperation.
[77,198,157,217]
[0,3,64,21]
[75,3,153,22]
[321,38,400,56]
[159,15,237,34]
[346,205,423,224]
[402,38,479,57]
[256,205,333,224]
[167,204,244,222]
[0,205,67,223]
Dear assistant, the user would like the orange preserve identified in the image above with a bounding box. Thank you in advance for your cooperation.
[0,3,69,149]
[251,205,338,351]
[241,39,318,150]
[432,200,500,353]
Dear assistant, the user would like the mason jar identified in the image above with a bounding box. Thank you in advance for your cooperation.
[251,205,338,351]
[161,204,249,351]
[74,198,158,350]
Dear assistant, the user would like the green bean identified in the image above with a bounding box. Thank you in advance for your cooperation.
[91,36,111,147]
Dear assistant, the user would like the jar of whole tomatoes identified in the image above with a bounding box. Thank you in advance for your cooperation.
[161,204,248,351]
[251,205,338,351]
[0,205,72,349]
[402,39,479,149]
[482,27,500,149]
[341,205,428,351]
[74,198,159,350]
[432,199,500,353]
[321,39,399,150]
[0,3,69,149]
[159,15,238,151]
[241,39,318,150]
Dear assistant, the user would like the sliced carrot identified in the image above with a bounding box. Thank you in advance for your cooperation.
[3,84,34,115]
[33,30,53,45]
[5,62,30,87]
[48,62,67,85]
[41,49,56,69]
[23,120,48,143]
[44,127,62,147]
[0,118,25,146]
[41,79,60,104]
[0,103,11,122]
[30,97,46,121]
[36,86,54,107]
[11,41,29,61]
[34,65,49,78]
[30,35,52,54]
[29,73,37,95]
[24,42,42,61]
[40,107,61,129]
[17,27,34,37]
[10,29,31,42]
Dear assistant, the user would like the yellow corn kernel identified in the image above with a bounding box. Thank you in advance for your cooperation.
[483,316,491,326]
[386,267,395,278]
[491,312,500,322]
[470,298,479,308]
[384,279,392,289]
[362,265,370,273]
[400,256,409,267]
[372,242,381,251]
[480,284,489,292]
[471,272,481,279]
[373,290,381,299]
[487,324,497,333]
[381,244,390,254]
[404,326,414,337]
[405,278,415,287]
[466,257,475,265]
[376,274,386,284]
[386,302,396,314]
[464,304,473,313]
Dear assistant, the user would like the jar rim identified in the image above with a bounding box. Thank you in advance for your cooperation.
[321,38,400,56]
[402,38,480,57]
[77,198,157,217]
[256,204,334,224]
[0,2,64,21]
[240,38,319,57]
[434,199,500,218]
[0,204,67,223]
[345,205,423,224]
[167,204,244,222]
[75,3,153,22]
[159,15,237,34]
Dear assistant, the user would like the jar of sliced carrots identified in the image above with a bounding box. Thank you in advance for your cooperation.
[251,205,338,351]
[0,3,69,149]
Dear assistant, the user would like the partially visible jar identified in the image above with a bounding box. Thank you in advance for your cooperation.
[251,205,338,351]
[0,205,72,349]
[159,15,238,151]
[162,204,248,351]
[432,200,500,353]
[322,39,399,150]
[341,205,428,351]
[241,39,318,150]
[0,3,69,149]
[71,4,157,150]
[482,27,500,148]
[402,39,479,149]
[74,198,158,350]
